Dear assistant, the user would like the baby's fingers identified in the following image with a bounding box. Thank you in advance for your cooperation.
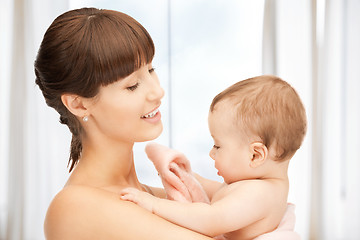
[120,187,140,195]
[120,193,136,202]
[119,187,141,203]
[119,187,156,213]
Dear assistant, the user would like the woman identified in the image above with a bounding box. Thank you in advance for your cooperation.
[35,7,299,240]
[35,7,213,239]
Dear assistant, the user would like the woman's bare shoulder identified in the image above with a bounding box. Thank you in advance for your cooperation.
[44,185,124,239]
[44,185,213,240]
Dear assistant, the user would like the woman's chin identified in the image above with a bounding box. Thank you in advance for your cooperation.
[139,124,163,142]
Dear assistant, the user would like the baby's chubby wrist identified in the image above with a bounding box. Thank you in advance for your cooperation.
[151,196,161,214]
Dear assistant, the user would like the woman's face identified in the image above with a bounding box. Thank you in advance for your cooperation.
[86,63,165,143]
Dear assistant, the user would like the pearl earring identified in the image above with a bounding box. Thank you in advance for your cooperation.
[83,116,89,122]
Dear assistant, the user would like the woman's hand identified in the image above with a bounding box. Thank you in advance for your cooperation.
[120,187,158,213]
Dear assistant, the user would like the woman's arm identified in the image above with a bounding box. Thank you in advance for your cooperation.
[44,185,214,240]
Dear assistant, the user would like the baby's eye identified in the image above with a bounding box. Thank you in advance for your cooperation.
[213,145,220,149]
[149,67,155,73]
[127,83,139,91]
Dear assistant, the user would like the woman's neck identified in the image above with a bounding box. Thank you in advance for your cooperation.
[66,137,142,191]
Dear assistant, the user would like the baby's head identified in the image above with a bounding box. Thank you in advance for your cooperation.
[209,75,307,164]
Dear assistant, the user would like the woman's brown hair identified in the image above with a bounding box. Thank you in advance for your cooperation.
[34,8,155,172]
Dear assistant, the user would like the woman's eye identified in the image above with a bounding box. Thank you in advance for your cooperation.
[149,67,155,73]
[213,145,220,149]
[127,83,139,91]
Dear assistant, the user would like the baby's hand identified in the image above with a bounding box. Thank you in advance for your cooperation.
[120,187,157,213]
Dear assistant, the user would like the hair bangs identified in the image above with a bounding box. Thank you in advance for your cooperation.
[86,10,155,89]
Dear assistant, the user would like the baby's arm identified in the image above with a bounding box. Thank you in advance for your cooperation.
[46,185,214,240]
[121,187,220,236]
[121,181,272,237]
[193,173,223,200]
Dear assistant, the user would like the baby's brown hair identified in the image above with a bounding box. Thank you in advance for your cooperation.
[210,75,307,160]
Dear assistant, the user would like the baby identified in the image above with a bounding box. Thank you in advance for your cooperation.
[121,75,307,240]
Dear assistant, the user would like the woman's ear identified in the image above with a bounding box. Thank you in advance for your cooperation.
[61,94,88,118]
[249,142,268,168]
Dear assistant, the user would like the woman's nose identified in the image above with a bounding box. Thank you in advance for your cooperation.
[147,78,165,101]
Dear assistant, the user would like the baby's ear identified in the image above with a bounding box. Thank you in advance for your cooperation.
[249,142,268,168]
[61,94,89,118]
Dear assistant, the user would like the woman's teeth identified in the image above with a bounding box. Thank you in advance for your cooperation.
[142,108,159,118]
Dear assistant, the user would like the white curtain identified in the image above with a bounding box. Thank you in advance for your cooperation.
[1,0,359,239]
[1,0,70,239]
[316,0,360,239]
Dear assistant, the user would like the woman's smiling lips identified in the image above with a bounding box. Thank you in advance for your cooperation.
[141,107,161,123]
[141,108,159,118]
